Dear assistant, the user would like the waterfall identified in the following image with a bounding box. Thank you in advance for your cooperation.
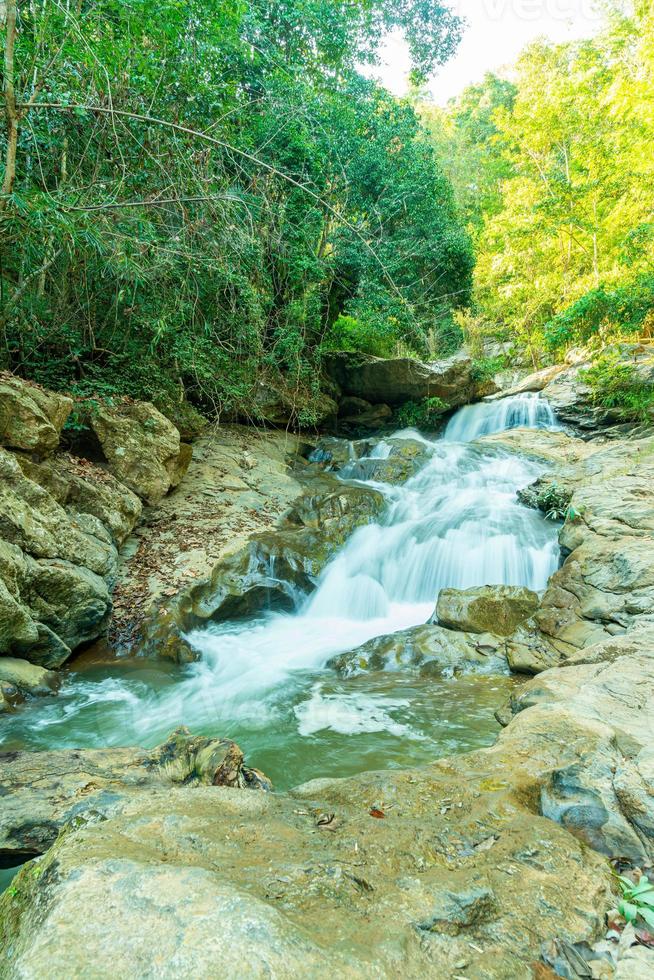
[157,392,560,717]
[444,391,558,442]
[2,393,562,786]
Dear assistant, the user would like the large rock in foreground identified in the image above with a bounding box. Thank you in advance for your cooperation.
[324,351,475,407]
[6,627,654,976]
[0,727,270,859]
[0,374,72,455]
[1,658,630,977]
[89,400,192,504]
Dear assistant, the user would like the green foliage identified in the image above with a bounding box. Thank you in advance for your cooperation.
[434,5,654,364]
[519,481,572,521]
[615,874,654,930]
[0,0,471,425]
[321,315,396,358]
[580,352,654,421]
[544,278,654,353]
[470,355,506,384]
[395,397,447,430]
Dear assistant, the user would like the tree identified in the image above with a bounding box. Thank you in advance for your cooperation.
[0,0,471,421]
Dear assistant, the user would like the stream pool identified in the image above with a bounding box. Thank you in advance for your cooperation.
[1,393,560,790]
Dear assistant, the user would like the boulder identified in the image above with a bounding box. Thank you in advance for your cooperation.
[142,480,386,657]
[308,436,364,470]
[0,727,270,859]
[486,364,565,401]
[0,657,60,698]
[323,351,474,407]
[111,425,309,654]
[337,396,392,430]
[498,638,654,864]
[89,400,191,505]
[0,449,116,576]
[0,374,72,455]
[504,621,561,674]
[541,343,654,433]
[435,586,540,636]
[0,450,121,666]
[329,622,508,676]
[15,452,142,546]
[335,436,433,485]
[184,483,385,623]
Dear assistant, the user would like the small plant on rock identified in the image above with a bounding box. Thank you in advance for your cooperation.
[614,873,654,930]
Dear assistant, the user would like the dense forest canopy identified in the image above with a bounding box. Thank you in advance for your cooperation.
[0,0,472,425]
[426,0,654,366]
[1,0,653,426]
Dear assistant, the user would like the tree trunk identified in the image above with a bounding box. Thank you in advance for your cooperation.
[1,0,18,205]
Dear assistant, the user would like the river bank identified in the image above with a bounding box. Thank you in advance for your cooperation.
[2,350,654,977]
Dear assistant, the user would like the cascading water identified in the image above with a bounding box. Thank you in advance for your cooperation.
[1,393,562,788]
[444,391,558,441]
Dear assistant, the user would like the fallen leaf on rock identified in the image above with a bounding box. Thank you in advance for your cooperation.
[345,872,374,893]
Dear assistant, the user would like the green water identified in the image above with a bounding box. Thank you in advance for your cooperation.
[0,652,519,792]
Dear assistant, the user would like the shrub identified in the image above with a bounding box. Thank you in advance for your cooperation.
[470,355,507,383]
[580,353,654,422]
[395,397,447,429]
[544,277,654,354]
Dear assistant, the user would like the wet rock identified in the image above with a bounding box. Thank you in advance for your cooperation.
[149,479,386,650]
[89,400,191,505]
[181,531,316,625]
[0,682,16,711]
[308,436,363,470]
[330,623,508,676]
[477,427,587,464]
[284,481,385,538]
[334,436,433,485]
[114,426,309,653]
[0,657,60,699]
[0,374,72,455]
[436,585,539,636]
[323,350,475,407]
[0,727,270,859]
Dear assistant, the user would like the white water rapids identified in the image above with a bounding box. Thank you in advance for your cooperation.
[2,393,561,787]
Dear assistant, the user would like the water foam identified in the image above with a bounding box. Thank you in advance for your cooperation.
[2,392,561,766]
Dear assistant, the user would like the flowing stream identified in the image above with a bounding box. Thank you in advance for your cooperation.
[1,393,561,789]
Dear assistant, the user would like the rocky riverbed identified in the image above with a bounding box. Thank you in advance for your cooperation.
[1,349,654,978]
